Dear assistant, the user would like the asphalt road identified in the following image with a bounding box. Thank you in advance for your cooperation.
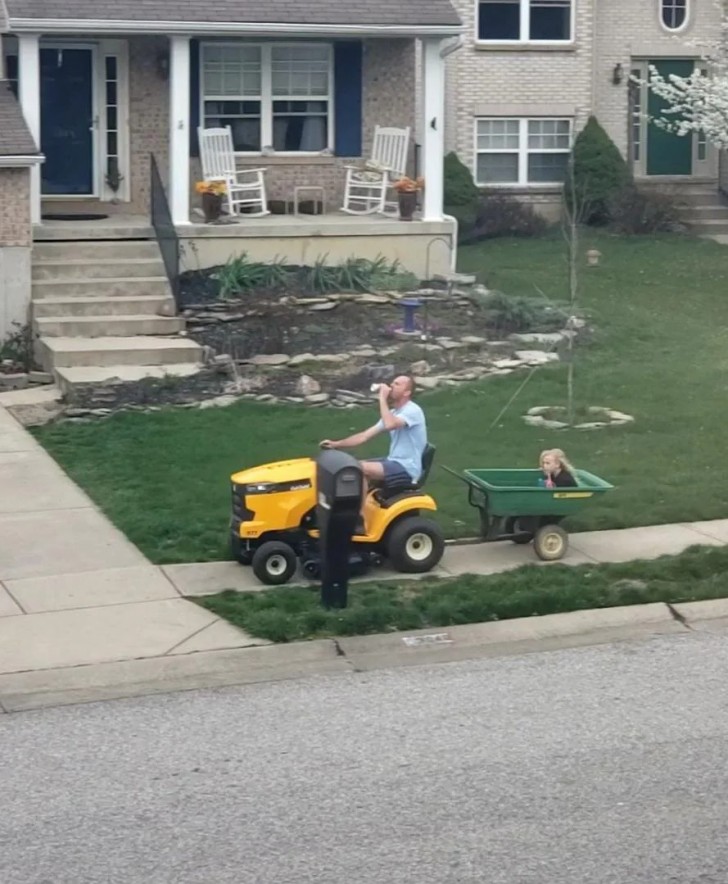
[2,628,728,884]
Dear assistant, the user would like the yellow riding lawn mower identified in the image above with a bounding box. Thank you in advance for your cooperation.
[230,444,444,585]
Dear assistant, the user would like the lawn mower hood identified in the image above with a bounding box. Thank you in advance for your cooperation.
[231,457,316,494]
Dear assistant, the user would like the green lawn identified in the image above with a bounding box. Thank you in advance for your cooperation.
[35,230,728,564]
[197,543,728,643]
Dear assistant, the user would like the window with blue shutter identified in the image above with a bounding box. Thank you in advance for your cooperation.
[334,41,363,157]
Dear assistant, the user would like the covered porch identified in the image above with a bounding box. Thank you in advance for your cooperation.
[6,0,462,274]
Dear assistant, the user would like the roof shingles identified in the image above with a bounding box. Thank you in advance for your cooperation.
[0,82,39,157]
[6,0,460,27]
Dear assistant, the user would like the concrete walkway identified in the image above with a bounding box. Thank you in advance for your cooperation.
[2,400,728,710]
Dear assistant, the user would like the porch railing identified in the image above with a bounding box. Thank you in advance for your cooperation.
[150,153,181,310]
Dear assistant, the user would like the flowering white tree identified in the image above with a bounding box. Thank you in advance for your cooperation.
[644,18,728,147]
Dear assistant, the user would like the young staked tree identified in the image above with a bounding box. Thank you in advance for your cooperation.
[644,11,728,147]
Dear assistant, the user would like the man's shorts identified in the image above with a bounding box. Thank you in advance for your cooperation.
[369,457,414,487]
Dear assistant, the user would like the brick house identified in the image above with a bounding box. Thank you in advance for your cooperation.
[1,0,462,224]
[443,0,723,217]
[0,0,463,382]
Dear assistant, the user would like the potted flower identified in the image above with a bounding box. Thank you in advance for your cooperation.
[195,180,226,222]
[392,176,424,221]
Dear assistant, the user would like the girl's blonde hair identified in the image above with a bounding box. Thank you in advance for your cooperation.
[539,448,574,473]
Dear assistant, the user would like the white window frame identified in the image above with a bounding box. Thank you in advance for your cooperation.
[475,0,575,45]
[200,41,334,156]
[473,117,573,187]
[659,0,690,33]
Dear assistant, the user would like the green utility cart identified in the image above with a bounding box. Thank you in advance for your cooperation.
[445,467,614,561]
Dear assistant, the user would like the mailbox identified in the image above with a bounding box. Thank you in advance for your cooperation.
[316,450,363,608]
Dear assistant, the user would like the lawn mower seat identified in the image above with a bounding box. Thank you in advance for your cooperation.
[375,443,436,508]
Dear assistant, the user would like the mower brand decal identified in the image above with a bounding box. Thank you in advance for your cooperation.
[288,482,312,492]
[553,492,593,499]
[402,633,453,647]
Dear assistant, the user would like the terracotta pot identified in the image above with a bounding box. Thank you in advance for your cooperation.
[202,192,223,223]
[398,190,418,221]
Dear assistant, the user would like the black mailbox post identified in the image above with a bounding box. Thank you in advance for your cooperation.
[316,450,363,609]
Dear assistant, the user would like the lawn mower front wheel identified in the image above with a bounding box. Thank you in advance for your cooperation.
[252,541,298,585]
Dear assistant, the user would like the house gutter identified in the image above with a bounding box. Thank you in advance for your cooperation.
[7,18,464,38]
[439,35,464,273]
[0,154,44,167]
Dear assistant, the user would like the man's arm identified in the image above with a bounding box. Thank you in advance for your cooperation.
[320,423,382,450]
[377,384,406,430]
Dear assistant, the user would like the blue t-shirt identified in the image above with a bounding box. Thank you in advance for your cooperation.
[376,401,427,481]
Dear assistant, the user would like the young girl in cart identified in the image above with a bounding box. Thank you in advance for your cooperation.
[539,449,578,488]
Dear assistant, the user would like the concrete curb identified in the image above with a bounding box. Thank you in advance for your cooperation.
[4,597,726,714]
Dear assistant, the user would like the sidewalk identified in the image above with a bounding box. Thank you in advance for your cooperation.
[2,400,728,711]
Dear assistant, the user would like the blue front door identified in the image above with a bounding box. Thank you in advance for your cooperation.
[40,47,94,195]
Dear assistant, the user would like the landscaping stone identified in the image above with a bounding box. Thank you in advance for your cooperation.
[305,393,330,404]
[198,395,238,409]
[493,358,525,369]
[255,393,276,402]
[414,376,439,390]
[295,375,321,397]
[409,360,431,375]
[434,272,477,286]
[288,353,316,367]
[28,371,53,385]
[514,350,560,365]
[248,353,291,366]
[335,389,368,402]
[356,294,391,305]
[461,336,487,346]
[0,373,29,390]
[308,302,338,312]
[510,332,565,347]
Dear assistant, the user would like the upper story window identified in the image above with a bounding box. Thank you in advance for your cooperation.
[661,0,688,31]
[201,43,332,154]
[477,0,573,43]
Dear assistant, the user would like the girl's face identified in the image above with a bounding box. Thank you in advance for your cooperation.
[541,453,560,473]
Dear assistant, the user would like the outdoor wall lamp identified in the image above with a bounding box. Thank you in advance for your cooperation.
[612,63,624,85]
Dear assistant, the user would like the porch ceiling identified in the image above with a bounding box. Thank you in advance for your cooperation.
[5,0,462,36]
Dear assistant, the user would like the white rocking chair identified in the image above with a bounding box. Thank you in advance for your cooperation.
[341,125,411,215]
[197,126,269,217]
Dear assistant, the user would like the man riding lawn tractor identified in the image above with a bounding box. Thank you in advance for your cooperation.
[230,375,445,586]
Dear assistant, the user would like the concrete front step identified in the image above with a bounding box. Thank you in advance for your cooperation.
[32,294,176,318]
[35,315,186,338]
[54,363,203,395]
[32,258,166,281]
[33,277,171,299]
[681,206,728,220]
[689,219,728,234]
[38,336,203,370]
[33,240,160,261]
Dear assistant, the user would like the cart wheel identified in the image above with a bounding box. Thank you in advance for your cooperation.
[252,541,298,585]
[387,517,445,573]
[533,524,568,561]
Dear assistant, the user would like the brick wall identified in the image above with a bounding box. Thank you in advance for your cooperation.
[126,37,415,217]
[129,35,170,213]
[0,167,31,341]
[444,0,594,178]
[0,168,31,246]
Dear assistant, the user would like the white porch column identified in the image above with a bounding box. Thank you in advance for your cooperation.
[169,36,191,225]
[421,38,446,222]
[18,34,41,225]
